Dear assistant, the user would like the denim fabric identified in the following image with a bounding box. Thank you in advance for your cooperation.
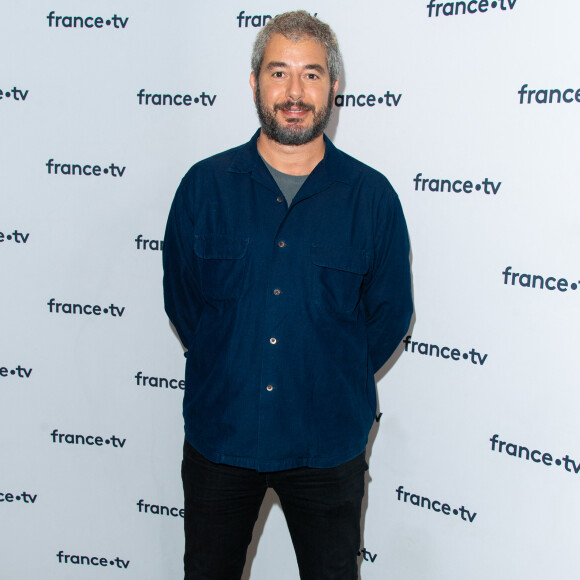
[182,440,367,580]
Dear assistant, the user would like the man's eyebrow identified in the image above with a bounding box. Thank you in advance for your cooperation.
[265,62,327,75]
[266,61,288,70]
[304,64,326,75]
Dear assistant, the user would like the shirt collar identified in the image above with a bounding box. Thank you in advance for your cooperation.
[227,129,353,188]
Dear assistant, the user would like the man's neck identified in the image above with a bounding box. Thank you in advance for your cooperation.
[256,131,326,176]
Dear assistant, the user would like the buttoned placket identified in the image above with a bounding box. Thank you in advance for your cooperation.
[255,179,301,459]
[247,151,336,464]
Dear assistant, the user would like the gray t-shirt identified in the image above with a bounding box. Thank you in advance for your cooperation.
[261,156,309,207]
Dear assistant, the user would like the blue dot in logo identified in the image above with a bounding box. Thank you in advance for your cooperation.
[105,439,110,444]
[6,235,12,240]
[5,91,11,98]
[462,353,468,360]
[11,369,15,375]
[556,459,561,466]
[475,184,481,191]
[110,561,115,565]
[16,495,21,501]
[103,168,109,174]
[491,1,498,7]
[453,509,458,515]
[378,97,383,104]
[194,97,200,104]
[103,308,109,314]
[106,20,111,26]
[571,283,578,290]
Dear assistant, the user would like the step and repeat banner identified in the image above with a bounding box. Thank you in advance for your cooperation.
[1,1,578,578]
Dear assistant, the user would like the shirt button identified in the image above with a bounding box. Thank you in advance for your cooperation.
[266,384,274,392]
[269,337,277,344]
[277,241,286,248]
[273,289,281,295]
[276,196,284,203]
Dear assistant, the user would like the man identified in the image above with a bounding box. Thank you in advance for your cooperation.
[163,10,413,580]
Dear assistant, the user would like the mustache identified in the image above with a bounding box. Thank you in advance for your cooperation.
[274,100,315,113]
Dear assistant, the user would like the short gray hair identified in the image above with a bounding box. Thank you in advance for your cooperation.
[251,11,342,85]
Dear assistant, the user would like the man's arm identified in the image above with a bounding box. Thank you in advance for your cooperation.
[362,186,413,373]
[162,179,205,350]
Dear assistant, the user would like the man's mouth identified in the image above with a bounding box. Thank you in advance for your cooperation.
[275,101,315,115]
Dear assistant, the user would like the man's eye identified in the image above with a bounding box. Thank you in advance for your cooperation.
[306,73,319,80]
[273,71,284,78]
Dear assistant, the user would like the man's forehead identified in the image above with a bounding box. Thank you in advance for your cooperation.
[262,33,328,67]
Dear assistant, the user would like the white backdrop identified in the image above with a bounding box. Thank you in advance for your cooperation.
[1,1,579,578]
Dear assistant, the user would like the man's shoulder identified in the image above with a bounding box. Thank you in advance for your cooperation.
[329,140,396,195]
[184,140,250,178]
[336,148,386,178]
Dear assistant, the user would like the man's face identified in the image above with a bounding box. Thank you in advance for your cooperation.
[250,33,338,146]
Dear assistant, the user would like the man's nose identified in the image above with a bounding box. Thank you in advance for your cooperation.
[286,75,304,101]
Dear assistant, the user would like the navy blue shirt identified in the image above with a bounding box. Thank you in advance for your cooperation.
[163,130,413,472]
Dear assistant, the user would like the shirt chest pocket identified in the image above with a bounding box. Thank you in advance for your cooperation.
[194,234,249,300]
[310,245,370,314]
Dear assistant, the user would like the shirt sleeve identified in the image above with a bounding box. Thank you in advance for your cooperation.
[162,176,205,351]
[362,184,413,373]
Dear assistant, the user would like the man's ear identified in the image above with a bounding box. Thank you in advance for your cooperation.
[332,79,339,95]
[250,72,257,103]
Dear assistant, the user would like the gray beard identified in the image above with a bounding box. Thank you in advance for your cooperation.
[255,83,334,146]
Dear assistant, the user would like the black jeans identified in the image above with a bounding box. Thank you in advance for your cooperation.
[182,441,367,580]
